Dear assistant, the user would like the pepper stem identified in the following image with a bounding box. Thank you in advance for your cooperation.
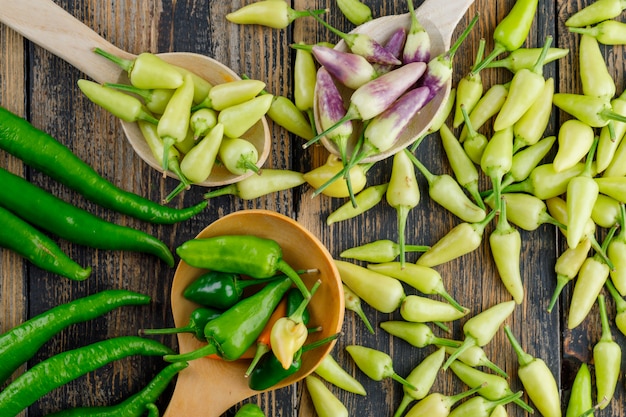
[503,325,534,367]
[393,395,413,417]
[104,82,151,101]
[93,47,133,72]
[530,36,553,76]
[276,260,313,300]
[491,391,525,410]
[161,137,175,172]
[443,335,477,370]
[448,383,487,405]
[605,279,626,313]
[547,274,570,313]
[164,157,192,203]
[139,324,195,336]
[307,10,352,46]
[204,183,238,199]
[396,205,410,269]
[163,342,218,363]
[433,321,451,333]
[446,14,480,61]
[404,149,435,185]
[390,372,418,391]
[437,288,467,313]
[598,294,614,343]
[290,279,321,321]
[471,43,506,75]
[303,112,356,150]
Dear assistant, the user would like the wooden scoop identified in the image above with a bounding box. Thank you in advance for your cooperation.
[163,210,344,417]
[0,0,270,186]
[315,0,476,163]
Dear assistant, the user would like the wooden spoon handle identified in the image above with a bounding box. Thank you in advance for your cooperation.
[0,0,130,83]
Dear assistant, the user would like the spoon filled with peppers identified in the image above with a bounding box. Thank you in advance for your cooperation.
[162,210,344,417]
[0,0,271,188]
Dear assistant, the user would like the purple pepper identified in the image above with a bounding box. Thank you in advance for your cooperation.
[375,27,408,74]
[420,13,479,100]
[309,11,402,66]
[310,67,354,163]
[403,0,431,64]
[311,45,378,90]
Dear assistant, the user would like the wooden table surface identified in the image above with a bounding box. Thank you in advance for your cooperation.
[1,0,625,416]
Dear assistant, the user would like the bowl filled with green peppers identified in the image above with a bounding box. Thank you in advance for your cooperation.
[161,209,344,417]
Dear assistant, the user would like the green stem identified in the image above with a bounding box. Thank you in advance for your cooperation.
[391,372,418,391]
[503,325,533,367]
[443,335,476,370]
[598,294,613,342]
[605,279,626,312]
[547,274,570,313]
[397,206,410,268]
[204,183,238,199]
[93,47,133,71]
[164,342,218,362]
[472,43,506,75]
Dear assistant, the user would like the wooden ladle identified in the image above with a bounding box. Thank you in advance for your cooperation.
[163,210,344,416]
[0,0,270,187]
[315,0,476,163]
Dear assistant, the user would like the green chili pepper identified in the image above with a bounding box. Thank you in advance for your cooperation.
[294,43,317,113]
[580,34,616,101]
[234,403,266,417]
[305,375,349,417]
[0,205,91,281]
[247,332,337,390]
[608,204,626,294]
[158,73,195,170]
[443,300,516,371]
[512,76,555,152]
[346,344,416,390]
[226,0,326,29]
[137,121,190,203]
[182,270,270,310]
[44,361,188,417]
[77,79,158,124]
[493,36,552,132]
[193,79,266,112]
[459,83,509,142]
[334,260,405,313]
[503,325,561,417]
[219,94,273,139]
[407,149,486,223]
[552,93,626,128]
[189,108,217,139]
[0,106,207,223]
[0,290,150,385]
[593,294,622,409]
[336,0,372,25]
[592,194,621,229]
[597,90,626,173]
[440,343,508,378]
[266,94,314,140]
[386,149,421,267]
[392,347,446,417]
[453,39,485,128]
[502,135,556,189]
[567,226,616,329]
[340,239,429,263]
[569,19,626,45]
[416,209,496,267]
[473,0,540,72]
[204,168,305,200]
[164,276,293,362]
[485,47,569,73]
[180,123,224,184]
[553,120,595,173]
[566,0,626,27]
[177,235,312,300]
[104,82,175,115]
[449,360,533,413]
[489,199,524,303]
[218,136,261,176]
[460,103,489,164]
[448,391,523,417]
[400,295,468,324]
[139,307,221,341]
[343,284,375,334]
[481,126,514,211]
[566,137,600,249]
[439,124,484,209]
[0,336,173,417]
[547,237,591,313]
[93,48,184,89]
[503,162,586,201]
[0,167,174,266]
[368,262,465,312]
[381,321,460,349]
[326,183,388,225]
[565,363,593,417]
[403,384,485,417]
[605,278,626,336]
[314,352,367,396]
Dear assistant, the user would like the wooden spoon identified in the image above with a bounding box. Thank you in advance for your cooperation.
[164,210,344,417]
[0,0,270,187]
[315,0,476,163]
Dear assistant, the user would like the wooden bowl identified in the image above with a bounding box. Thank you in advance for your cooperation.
[164,210,344,417]
[120,53,272,187]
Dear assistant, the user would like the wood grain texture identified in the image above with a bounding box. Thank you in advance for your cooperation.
[1,1,625,416]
